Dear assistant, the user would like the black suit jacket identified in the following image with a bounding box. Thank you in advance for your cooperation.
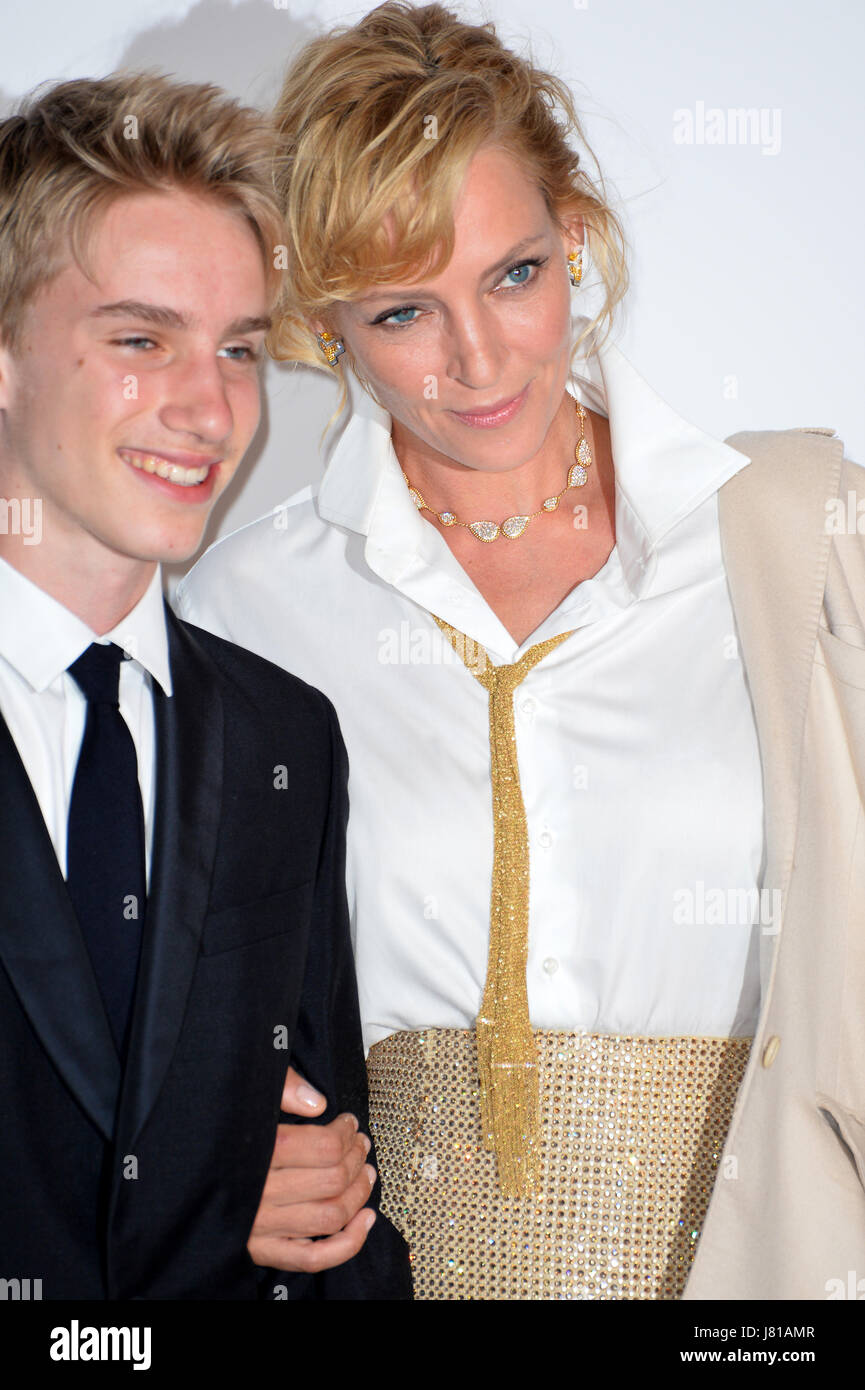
[0,605,410,1299]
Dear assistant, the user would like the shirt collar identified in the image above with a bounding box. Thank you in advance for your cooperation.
[316,315,752,602]
[0,560,173,696]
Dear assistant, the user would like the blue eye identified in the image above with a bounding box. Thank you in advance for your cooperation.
[498,258,545,289]
[379,306,421,327]
[218,344,261,361]
[370,256,547,328]
[114,336,157,350]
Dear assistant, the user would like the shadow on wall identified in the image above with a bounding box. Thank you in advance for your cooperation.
[120,0,315,108]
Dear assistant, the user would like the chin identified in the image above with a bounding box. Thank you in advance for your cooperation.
[452,423,547,470]
[117,526,210,566]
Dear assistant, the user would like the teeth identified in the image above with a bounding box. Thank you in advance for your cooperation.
[123,452,211,486]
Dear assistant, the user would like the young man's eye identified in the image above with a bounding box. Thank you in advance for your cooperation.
[218,344,262,362]
[113,335,158,350]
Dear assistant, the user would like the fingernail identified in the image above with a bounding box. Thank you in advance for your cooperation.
[345,1113,359,1132]
[297,1082,324,1108]
[361,1135,371,1157]
[365,1164,377,1187]
[363,1209,377,1231]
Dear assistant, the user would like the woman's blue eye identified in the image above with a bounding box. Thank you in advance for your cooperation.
[382,306,420,326]
[374,258,544,326]
[500,259,543,288]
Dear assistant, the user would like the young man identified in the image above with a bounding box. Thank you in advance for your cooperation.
[0,74,409,1299]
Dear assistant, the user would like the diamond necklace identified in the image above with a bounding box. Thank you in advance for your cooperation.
[401,397,593,542]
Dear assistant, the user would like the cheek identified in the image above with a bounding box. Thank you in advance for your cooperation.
[228,377,263,439]
[54,361,140,439]
[347,348,421,420]
[352,322,435,382]
[379,376,420,417]
[10,376,83,456]
[521,288,572,352]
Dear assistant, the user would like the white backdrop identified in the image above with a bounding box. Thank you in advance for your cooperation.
[3,0,863,575]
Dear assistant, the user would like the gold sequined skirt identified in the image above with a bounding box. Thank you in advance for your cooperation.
[367,1028,751,1300]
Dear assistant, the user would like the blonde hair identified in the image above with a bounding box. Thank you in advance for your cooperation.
[269,0,628,403]
[0,73,285,350]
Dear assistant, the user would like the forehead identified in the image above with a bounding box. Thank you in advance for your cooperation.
[371,145,555,292]
[438,147,552,259]
[455,143,546,207]
[43,190,269,323]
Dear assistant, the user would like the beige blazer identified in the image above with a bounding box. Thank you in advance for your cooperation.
[683,426,865,1300]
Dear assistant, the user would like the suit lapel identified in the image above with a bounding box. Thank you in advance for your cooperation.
[0,710,120,1139]
[119,608,223,1146]
[718,429,843,991]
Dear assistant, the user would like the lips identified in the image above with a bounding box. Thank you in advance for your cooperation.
[118,448,218,488]
[450,386,528,428]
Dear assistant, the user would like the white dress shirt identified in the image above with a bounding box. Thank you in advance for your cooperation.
[0,561,172,882]
[177,320,766,1050]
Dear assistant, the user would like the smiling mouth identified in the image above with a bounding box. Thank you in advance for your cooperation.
[119,449,215,487]
[450,386,529,427]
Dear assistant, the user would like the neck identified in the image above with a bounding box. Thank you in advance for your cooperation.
[0,534,157,634]
[395,391,586,521]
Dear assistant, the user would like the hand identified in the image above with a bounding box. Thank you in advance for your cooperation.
[247,1065,377,1274]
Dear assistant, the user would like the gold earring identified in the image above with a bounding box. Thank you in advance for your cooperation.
[316,330,345,366]
[567,248,583,288]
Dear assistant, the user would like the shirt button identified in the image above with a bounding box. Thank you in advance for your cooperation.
[538,829,553,849]
[448,589,464,605]
[543,957,559,975]
[519,696,537,718]
[761,1035,781,1068]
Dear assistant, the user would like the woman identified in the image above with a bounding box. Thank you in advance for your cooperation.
[178,1,865,1299]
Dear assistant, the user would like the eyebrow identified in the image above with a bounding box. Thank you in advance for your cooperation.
[89,301,272,335]
[481,234,549,280]
[358,234,550,305]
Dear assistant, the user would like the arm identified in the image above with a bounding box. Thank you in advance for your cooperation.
[256,699,412,1300]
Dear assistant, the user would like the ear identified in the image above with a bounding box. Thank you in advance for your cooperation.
[559,212,585,259]
[308,315,350,369]
[309,311,345,340]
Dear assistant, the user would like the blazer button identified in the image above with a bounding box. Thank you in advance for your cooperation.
[761,1035,781,1068]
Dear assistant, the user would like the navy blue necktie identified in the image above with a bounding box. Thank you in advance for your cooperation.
[66,643,146,1060]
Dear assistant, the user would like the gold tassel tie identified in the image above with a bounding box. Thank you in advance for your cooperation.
[433,616,574,1195]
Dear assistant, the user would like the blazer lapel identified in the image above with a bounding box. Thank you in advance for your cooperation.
[718,429,843,992]
[119,608,223,1145]
[0,710,120,1139]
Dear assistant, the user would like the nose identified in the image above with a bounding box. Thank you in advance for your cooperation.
[158,352,236,445]
[444,303,507,391]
